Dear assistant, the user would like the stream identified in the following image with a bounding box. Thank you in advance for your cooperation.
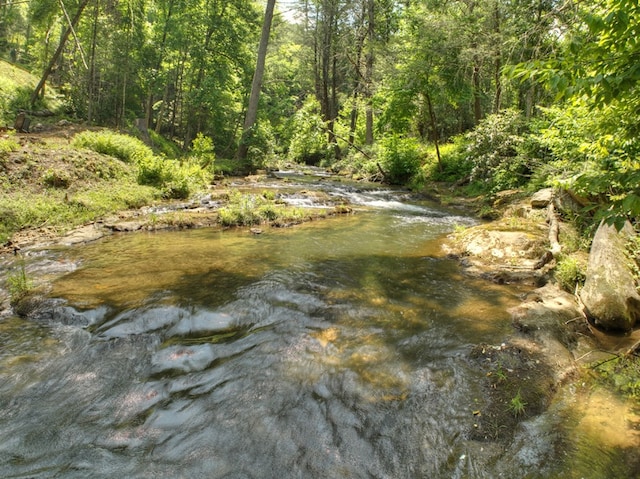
[1,178,638,478]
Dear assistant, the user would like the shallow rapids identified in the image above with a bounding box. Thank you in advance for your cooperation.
[1,184,637,478]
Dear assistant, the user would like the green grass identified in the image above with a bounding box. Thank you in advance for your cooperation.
[0,184,158,243]
[73,130,212,199]
[218,190,315,227]
[0,60,62,123]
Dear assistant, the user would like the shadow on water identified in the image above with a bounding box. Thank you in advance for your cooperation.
[1,200,638,478]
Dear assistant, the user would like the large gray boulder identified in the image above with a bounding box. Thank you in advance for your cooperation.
[579,220,640,332]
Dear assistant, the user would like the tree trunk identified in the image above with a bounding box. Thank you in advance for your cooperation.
[31,0,91,107]
[87,0,99,124]
[425,90,443,173]
[237,0,276,162]
[364,0,374,145]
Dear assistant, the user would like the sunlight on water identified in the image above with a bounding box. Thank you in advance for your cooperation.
[4,189,637,478]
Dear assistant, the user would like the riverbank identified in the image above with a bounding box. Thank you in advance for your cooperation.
[2,126,640,472]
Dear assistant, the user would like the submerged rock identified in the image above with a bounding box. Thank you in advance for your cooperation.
[579,220,640,332]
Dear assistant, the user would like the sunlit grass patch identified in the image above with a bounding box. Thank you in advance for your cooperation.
[218,190,317,227]
[0,184,158,243]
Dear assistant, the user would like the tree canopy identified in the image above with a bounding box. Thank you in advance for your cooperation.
[1,0,638,224]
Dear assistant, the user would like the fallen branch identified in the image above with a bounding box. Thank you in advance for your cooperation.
[625,339,640,357]
[534,199,562,269]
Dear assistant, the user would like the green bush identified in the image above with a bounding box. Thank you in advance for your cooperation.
[72,130,154,164]
[555,255,587,292]
[137,157,211,199]
[287,98,329,165]
[74,130,211,200]
[531,103,640,228]
[378,134,424,185]
[465,109,533,192]
[150,130,182,159]
[241,123,276,170]
[426,138,473,183]
[218,190,310,227]
[218,191,265,226]
[190,132,215,171]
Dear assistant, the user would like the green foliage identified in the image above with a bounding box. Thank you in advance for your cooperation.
[465,109,532,192]
[72,131,154,164]
[241,122,276,170]
[0,134,20,159]
[43,169,71,188]
[508,389,527,417]
[287,98,329,165]
[331,147,379,180]
[137,157,211,200]
[7,261,33,304]
[190,133,215,170]
[150,131,182,159]
[73,130,211,199]
[593,356,640,400]
[378,134,424,185]
[426,138,473,183]
[0,185,158,243]
[218,190,270,226]
[218,190,309,227]
[555,255,587,292]
[530,104,640,228]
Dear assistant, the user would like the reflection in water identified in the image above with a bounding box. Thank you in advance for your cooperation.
[0,197,637,478]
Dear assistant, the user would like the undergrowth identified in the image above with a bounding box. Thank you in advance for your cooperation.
[218,190,313,227]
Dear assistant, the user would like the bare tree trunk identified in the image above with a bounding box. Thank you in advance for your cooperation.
[493,3,502,113]
[238,0,276,162]
[364,0,374,145]
[472,59,482,124]
[87,0,99,124]
[31,0,91,106]
[425,89,442,173]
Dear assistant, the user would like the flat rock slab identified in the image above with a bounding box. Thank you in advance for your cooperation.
[59,224,107,245]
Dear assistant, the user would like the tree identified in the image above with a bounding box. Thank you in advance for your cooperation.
[238,0,277,163]
[30,0,91,106]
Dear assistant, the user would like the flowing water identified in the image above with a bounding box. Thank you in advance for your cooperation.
[1,182,638,478]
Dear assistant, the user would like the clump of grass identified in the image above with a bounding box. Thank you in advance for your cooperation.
[0,134,20,157]
[218,190,312,227]
[43,169,72,188]
[555,254,587,292]
[72,130,154,164]
[7,261,33,304]
[509,389,527,417]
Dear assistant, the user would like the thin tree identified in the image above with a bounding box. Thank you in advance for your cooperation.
[238,0,276,162]
[30,0,91,107]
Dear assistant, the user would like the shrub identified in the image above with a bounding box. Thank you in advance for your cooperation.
[555,255,587,292]
[43,169,71,188]
[426,137,473,183]
[72,130,154,164]
[287,98,329,165]
[137,157,211,199]
[190,132,215,171]
[241,122,276,170]
[465,109,532,192]
[378,134,424,185]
